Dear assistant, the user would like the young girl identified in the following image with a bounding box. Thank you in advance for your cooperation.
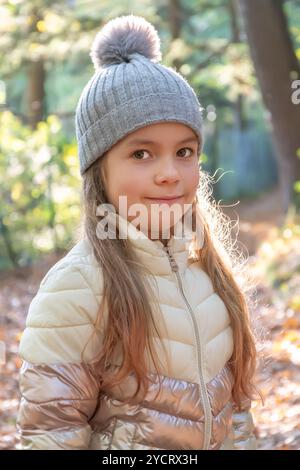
[17,14,263,450]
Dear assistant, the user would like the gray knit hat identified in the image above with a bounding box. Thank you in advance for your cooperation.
[75,14,204,176]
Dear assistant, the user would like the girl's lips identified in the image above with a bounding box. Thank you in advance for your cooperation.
[145,196,184,204]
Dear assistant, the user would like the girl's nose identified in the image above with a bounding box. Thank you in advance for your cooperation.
[154,160,180,184]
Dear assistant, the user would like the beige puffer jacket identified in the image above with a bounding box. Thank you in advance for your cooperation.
[17,213,257,450]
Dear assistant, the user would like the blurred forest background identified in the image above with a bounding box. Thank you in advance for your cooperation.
[0,0,300,450]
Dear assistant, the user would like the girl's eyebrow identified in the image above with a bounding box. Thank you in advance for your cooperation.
[125,136,198,147]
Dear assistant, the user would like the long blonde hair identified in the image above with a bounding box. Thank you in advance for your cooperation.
[80,153,264,410]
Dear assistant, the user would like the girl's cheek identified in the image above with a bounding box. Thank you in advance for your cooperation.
[187,168,199,191]
[123,172,148,192]
[118,182,143,203]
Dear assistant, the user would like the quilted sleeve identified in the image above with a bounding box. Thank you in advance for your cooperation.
[232,398,258,450]
[16,262,103,450]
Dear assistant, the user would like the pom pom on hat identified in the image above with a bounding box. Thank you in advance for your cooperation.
[90,14,162,70]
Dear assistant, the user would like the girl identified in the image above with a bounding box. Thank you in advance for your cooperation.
[17,14,263,450]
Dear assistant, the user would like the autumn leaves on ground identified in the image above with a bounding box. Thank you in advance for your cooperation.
[0,187,299,450]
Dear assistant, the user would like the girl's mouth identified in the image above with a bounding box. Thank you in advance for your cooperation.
[145,195,184,204]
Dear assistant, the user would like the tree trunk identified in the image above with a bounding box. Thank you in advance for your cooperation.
[238,0,300,212]
[26,7,46,129]
[168,0,184,71]
[26,58,45,129]
[228,0,247,131]
[0,216,19,268]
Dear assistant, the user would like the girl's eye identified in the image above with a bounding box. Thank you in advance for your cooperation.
[132,149,150,160]
[131,147,194,160]
[177,147,194,158]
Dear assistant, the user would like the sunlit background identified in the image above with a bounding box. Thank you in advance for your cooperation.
[0,0,299,450]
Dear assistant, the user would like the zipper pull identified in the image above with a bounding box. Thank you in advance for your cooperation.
[163,246,179,272]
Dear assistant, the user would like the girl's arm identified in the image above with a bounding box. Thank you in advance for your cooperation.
[16,262,102,450]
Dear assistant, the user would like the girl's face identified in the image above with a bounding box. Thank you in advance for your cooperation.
[102,122,201,241]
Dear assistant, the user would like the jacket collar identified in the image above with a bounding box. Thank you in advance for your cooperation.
[113,211,195,276]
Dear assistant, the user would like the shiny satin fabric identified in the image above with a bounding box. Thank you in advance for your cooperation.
[17,360,256,450]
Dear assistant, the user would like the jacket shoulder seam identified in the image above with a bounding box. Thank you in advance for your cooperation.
[40,263,101,298]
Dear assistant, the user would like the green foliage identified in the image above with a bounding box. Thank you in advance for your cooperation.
[0,111,81,270]
[284,1,300,50]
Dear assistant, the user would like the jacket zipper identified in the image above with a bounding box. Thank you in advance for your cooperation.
[163,245,212,450]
